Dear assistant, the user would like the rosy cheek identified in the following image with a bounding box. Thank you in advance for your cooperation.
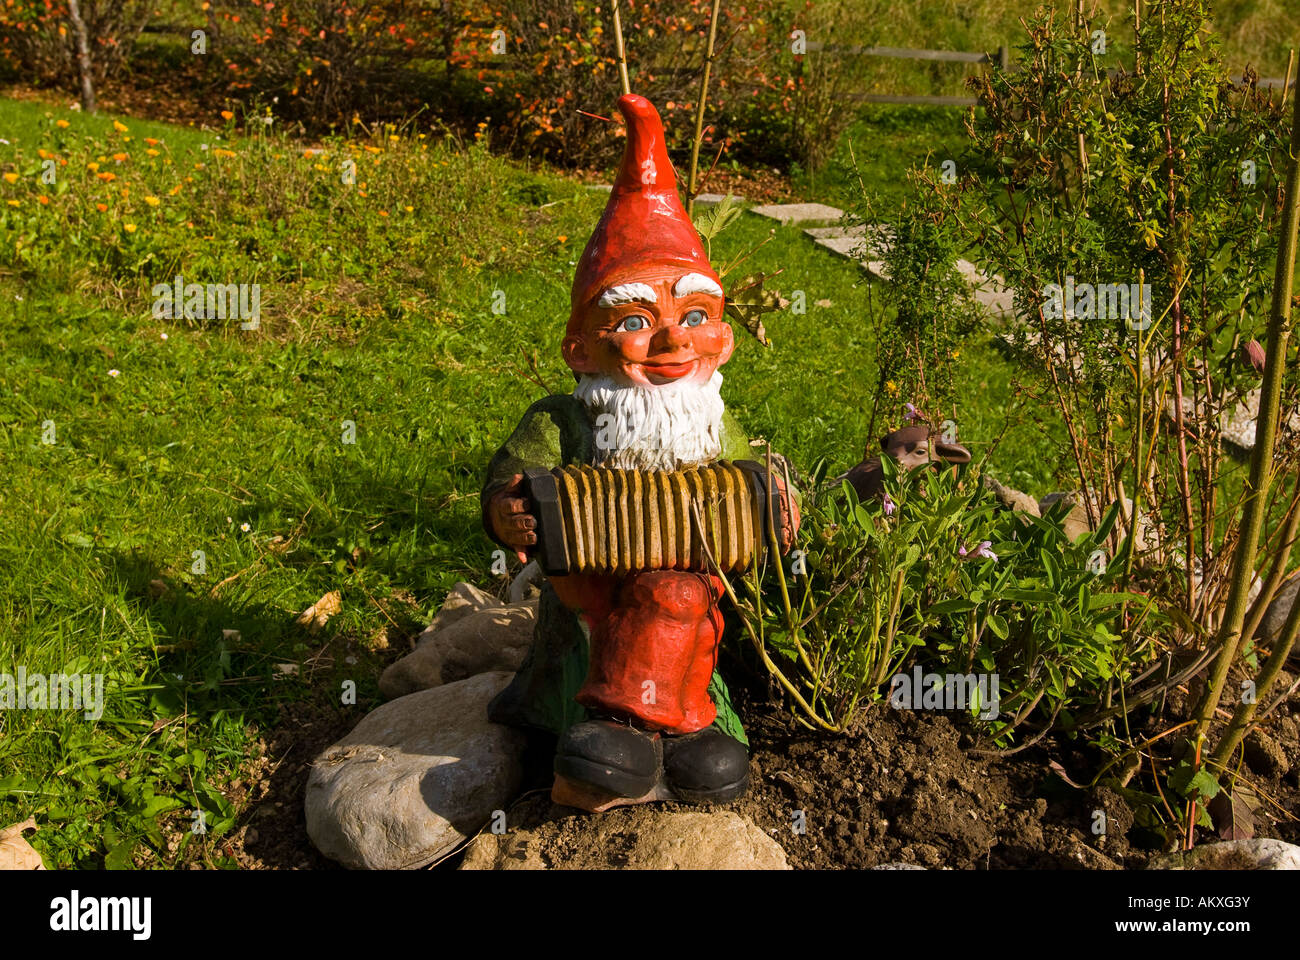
[690,326,729,356]
[602,332,652,361]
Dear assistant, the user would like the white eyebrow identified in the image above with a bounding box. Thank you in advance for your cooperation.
[598,283,657,307]
[673,273,724,298]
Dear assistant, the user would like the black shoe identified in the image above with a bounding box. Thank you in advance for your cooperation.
[555,719,661,798]
[662,727,750,803]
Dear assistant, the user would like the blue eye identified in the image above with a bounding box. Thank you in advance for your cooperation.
[617,315,649,332]
[682,310,707,327]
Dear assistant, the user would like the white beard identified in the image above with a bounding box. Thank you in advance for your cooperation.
[574,370,725,471]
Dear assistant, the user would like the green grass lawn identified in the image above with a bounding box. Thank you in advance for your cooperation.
[0,93,1062,868]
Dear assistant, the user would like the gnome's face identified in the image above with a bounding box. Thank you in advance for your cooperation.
[563,267,733,387]
[563,94,733,390]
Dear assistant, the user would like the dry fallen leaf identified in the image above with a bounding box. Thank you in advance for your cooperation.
[0,819,46,870]
[295,590,342,634]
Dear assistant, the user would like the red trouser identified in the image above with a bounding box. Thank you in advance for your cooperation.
[549,570,724,735]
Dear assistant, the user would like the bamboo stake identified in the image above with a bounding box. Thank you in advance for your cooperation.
[611,0,631,97]
[687,0,723,219]
[1192,53,1300,742]
[1281,50,1294,109]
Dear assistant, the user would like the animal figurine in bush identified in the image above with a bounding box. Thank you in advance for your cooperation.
[480,94,800,812]
[845,425,972,502]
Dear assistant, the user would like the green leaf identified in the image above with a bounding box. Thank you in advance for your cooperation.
[140,795,184,818]
[928,598,976,616]
[694,193,743,242]
[1094,501,1121,541]
[104,839,137,871]
[1002,588,1056,603]
[1087,591,1150,608]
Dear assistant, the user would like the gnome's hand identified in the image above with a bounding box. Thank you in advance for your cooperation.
[771,473,801,553]
[488,473,537,563]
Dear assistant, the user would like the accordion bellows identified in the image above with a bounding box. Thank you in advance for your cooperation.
[523,461,784,576]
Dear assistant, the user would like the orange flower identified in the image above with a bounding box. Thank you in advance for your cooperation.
[37,195,49,205]
[221,110,234,120]
[112,120,129,133]
[112,152,128,163]
[168,184,183,196]
[378,210,389,217]
[145,137,159,146]
[96,172,116,181]
[96,203,108,212]
[213,149,236,158]
[56,119,70,128]
[145,149,160,157]
[557,235,568,243]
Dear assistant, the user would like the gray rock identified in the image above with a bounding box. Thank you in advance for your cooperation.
[1038,492,1093,543]
[427,581,497,633]
[305,672,526,870]
[1038,491,1156,551]
[1244,729,1289,777]
[870,862,926,870]
[379,597,536,699]
[1147,838,1300,870]
[985,476,1041,517]
[460,810,790,870]
[1256,569,1300,662]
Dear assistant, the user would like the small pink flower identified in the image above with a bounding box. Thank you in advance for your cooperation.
[882,492,896,516]
[903,402,920,422]
[958,541,998,561]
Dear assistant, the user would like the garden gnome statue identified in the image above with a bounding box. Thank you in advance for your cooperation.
[481,94,799,812]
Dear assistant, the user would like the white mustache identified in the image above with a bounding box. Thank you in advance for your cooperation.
[574,371,725,471]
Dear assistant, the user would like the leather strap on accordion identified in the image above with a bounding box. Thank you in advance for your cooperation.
[522,461,786,577]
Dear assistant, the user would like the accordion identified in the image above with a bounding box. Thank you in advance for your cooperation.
[522,461,787,576]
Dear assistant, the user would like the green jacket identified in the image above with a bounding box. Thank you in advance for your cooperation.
[482,393,753,744]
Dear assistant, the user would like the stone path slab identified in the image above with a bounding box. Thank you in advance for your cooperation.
[813,235,864,258]
[693,193,741,207]
[749,202,844,226]
[804,224,869,239]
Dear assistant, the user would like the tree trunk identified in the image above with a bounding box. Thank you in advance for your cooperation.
[67,0,96,114]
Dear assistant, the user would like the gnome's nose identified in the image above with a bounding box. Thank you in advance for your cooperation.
[655,323,692,352]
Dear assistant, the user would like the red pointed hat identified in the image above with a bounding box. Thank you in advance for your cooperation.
[568,95,721,333]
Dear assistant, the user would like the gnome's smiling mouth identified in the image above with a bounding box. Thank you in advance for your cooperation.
[640,359,697,383]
